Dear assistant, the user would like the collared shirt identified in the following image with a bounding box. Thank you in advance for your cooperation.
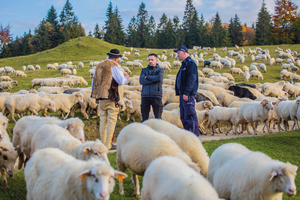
[91,59,128,88]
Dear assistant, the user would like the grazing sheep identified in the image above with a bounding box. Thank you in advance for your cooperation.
[39,92,84,119]
[230,67,244,75]
[35,65,40,70]
[0,76,12,82]
[143,119,210,177]
[122,66,132,75]
[280,69,293,79]
[40,78,66,87]
[259,63,267,73]
[270,58,275,66]
[25,148,127,200]
[13,116,85,169]
[141,156,222,200]
[234,100,274,135]
[27,65,35,71]
[250,70,264,80]
[88,69,95,79]
[208,143,298,200]
[47,64,56,70]
[283,83,300,97]
[276,58,285,65]
[0,81,17,91]
[22,66,26,71]
[292,74,300,82]
[61,68,72,76]
[78,62,84,68]
[117,123,200,197]
[221,73,235,81]
[38,86,70,94]
[126,99,142,122]
[15,71,27,78]
[2,94,56,122]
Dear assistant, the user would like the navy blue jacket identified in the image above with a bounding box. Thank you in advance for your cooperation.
[175,56,198,96]
[139,64,164,98]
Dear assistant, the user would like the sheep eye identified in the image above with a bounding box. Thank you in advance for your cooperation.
[92,175,98,182]
[93,152,98,156]
[2,123,5,126]
[3,155,7,160]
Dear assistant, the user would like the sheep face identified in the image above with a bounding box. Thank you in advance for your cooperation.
[47,101,56,112]
[83,139,109,163]
[124,99,133,109]
[0,146,18,176]
[260,100,273,110]
[74,92,84,104]
[270,164,298,197]
[80,162,127,200]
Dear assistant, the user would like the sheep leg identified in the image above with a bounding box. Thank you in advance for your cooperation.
[42,109,47,117]
[284,120,289,132]
[132,173,140,198]
[264,120,272,133]
[62,111,70,120]
[1,167,7,187]
[246,122,252,135]
[226,123,233,135]
[217,122,223,133]
[278,118,282,132]
[234,122,240,134]
[18,152,25,170]
[70,103,80,118]
[10,110,17,123]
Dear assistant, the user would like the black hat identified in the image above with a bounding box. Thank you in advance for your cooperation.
[107,49,122,58]
[174,46,189,53]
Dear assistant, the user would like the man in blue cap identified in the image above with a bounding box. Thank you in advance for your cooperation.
[174,46,199,136]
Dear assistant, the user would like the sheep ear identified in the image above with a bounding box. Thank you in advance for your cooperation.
[204,101,209,107]
[83,147,91,154]
[113,170,128,181]
[79,169,91,180]
[260,100,267,105]
[205,110,209,116]
[269,170,278,181]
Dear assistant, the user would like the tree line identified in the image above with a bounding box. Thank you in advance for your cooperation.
[0,0,299,59]
[0,0,85,58]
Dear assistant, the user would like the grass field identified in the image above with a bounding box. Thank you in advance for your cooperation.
[0,36,299,199]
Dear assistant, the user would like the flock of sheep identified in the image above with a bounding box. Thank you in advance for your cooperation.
[0,44,299,199]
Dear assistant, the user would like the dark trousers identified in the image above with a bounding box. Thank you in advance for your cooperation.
[141,97,163,122]
[179,95,199,136]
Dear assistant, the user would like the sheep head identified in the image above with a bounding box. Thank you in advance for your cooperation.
[260,100,273,110]
[0,145,18,176]
[269,163,298,197]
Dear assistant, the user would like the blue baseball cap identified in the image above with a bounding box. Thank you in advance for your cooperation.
[174,46,188,53]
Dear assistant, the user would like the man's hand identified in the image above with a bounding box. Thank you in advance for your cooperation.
[124,73,129,79]
[183,94,188,101]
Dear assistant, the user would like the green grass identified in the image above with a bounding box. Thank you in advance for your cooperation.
[0,37,300,199]
[0,130,299,200]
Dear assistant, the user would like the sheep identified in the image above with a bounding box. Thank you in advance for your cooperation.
[0,76,12,81]
[197,90,221,105]
[243,71,250,82]
[13,116,85,168]
[195,100,214,111]
[216,92,239,107]
[15,70,27,78]
[0,81,17,92]
[221,73,234,81]
[208,106,239,135]
[38,86,70,94]
[292,74,300,82]
[30,124,108,162]
[22,65,26,71]
[210,61,223,69]
[2,94,56,123]
[281,63,291,70]
[143,119,210,177]
[41,78,66,87]
[250,70,264,80]
[141,156,222,200]
[202,85,233,97]
[78,62,84,68]
[280,69,293,79]
[122,66,132,75]
[283,83,300,97]
[35,65,40,70]
[208,143,298,200]
[116,123,200,197]
[68,76,88,86]
[172,60,181,68]
[270,58,275,66]
[276,58,286,65]
[61,68,72,76]
[202,68,214,75]
[291,65,299,72]
[242,86,264,98]
[261,84,288,98]
[39,92,84,119]
[125,61,133,68]
[234,99,274,135]
[277,100,300,132]
[126,99,141,122]
[25,148,127,200]
[88,69,95,79]
[157,62,171,72]
[27,65,35,71]
[259,63,267,73]
[230,67,244,75]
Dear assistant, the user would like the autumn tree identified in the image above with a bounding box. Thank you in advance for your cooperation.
[0,24,12,54]
[273,0,298,30]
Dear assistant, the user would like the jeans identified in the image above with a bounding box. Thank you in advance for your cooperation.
[179,95,199,136]
[141,97,163,122]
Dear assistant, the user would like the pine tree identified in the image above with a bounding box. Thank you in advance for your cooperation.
[211,12,227,47]
[59,0,74,27]
[188,11,200,47]
[291,14,300,43]
[145,15,156,48]
[182,0,197,47]
[228,14,243,46]
[46,5,60,47]
[31,20,52,52]
[198,14,205,46]
[172,16,184,47]
[255,0,273,45]
[19,31,33,56]
[136,2,149,48]
[156,13,169,48]
[93,23,101,39]
[8,36,21,57]
[113,7,125,45]
[126,16,138,47]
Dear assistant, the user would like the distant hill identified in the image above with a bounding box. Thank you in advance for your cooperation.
[0,36,129,68]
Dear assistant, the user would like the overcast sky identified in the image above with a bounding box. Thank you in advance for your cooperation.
[1,0,299,39]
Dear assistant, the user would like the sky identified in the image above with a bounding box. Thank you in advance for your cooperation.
[0,0,299,39]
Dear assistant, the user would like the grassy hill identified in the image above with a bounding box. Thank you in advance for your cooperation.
[0,37,299,199]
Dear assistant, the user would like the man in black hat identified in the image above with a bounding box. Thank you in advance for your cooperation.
[91,49,129,150]
[174,46,199,136]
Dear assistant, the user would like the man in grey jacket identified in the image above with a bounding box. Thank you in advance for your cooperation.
[139,53,164,122]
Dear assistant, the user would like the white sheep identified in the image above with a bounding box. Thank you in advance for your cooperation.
[2,94,56,122]
[116,123,200,197]
[143,119,210,177]
[13,116,85,169]
[38,86,70,93]
[35,65,40,70]
[0,81,18,91]
[280,69,293,79]
[234,99,274,135]
[195,100,214,111]
[15,70,27,78]
[126,99,141,122]
[22,65,26,71]
[250,70,264,80]
[208,143,298,200]
[78,62,84,68]
[25,148,127,200]
[47,64,56,70]
[27,65,35,71]
[230,67,243,75]
[208,106,239,135]
[141,156,222,200]
[221,73,235,81]
[276,100,300,132]
[202,85,233,97]
[244,71,250,82]
[0,76,12,81]
[259,63,267,73]
[216,92,239,107]
[292,74,300,82]
[270,58,275,66]
[283,83,300,97]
